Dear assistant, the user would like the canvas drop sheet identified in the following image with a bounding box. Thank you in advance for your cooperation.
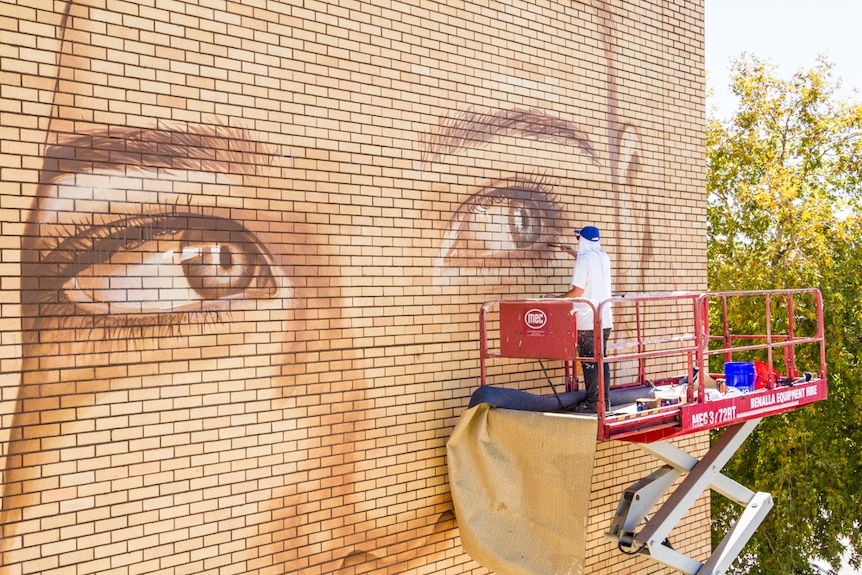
[447,403,599,575]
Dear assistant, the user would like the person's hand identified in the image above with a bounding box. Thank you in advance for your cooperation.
[560,244,576,257]
[547,243,576,257]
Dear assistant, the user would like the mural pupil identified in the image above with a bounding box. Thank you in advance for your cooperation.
[214,245,232,270]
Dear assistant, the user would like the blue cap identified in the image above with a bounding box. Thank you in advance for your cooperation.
[575,226,600,242]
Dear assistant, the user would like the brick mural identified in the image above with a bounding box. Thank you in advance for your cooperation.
[0,1,707,573]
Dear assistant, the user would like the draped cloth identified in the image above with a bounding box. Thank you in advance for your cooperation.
[447,404,599,575]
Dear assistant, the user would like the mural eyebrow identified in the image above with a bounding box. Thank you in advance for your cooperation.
[39,125,275,180]
[420,107,601,166]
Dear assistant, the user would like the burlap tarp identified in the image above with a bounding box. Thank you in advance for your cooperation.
[447,403,599,575]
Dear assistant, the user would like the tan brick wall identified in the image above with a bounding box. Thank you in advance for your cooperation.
[0,1,707,574]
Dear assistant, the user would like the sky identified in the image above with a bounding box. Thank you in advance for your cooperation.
[705,0,862,119]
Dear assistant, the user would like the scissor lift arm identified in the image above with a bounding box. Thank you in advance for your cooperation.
[608,418,772,574]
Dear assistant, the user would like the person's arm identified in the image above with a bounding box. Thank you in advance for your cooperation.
[545,247,585,298]
[557,285,585,299]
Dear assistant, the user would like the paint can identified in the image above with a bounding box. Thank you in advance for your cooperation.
[724,362,756,392]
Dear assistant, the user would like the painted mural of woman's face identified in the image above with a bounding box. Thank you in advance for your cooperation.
[0,1,646,574]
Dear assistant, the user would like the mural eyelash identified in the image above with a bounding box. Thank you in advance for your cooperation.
[463,173,561,215]
[46,202,190,255]
[47,213,185,273]
[41,301,230,342]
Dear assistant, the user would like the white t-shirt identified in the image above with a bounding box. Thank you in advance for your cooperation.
[570,242,613,330]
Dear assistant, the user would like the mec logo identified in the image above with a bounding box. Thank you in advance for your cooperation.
[524,308,548,330]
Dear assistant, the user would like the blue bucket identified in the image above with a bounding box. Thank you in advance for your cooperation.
[725,362,755,392]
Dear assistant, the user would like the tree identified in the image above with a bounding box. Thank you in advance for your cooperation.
[708,54,862,574]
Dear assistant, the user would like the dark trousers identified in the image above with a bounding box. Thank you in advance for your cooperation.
[578,328,612,408]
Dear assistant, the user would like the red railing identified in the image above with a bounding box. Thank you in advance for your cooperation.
[478,289,827,442]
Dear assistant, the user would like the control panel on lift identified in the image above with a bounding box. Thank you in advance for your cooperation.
[499,300,578,360]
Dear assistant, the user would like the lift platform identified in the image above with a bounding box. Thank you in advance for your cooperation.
[474,289,827,575]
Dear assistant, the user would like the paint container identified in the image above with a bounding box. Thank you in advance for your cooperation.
[724,362,756,392]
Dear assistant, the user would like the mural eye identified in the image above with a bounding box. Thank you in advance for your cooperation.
[439,178,560,265]
[54,214,281,316]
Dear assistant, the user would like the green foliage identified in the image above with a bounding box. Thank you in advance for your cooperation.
[708,54,862,574]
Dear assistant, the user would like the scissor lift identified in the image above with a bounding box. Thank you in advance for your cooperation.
[477,289,828,575]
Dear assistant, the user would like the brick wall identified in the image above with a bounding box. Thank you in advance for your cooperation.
[0,1,707,574]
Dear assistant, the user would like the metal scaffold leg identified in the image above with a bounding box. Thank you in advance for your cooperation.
[607,419,773,575]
